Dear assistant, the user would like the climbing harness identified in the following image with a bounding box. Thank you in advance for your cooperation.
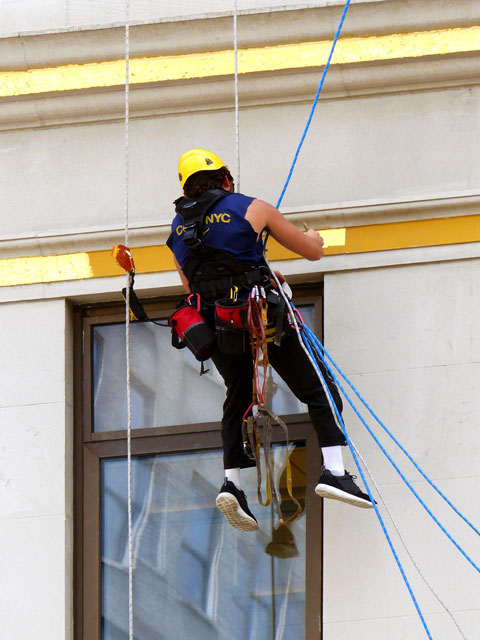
[174,188,270,299]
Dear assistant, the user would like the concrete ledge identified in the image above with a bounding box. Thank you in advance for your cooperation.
[1,243,479,305]
[2,50,480,131]
[2,1,480,68]
[1,2,480,130]
[1,191,479,258]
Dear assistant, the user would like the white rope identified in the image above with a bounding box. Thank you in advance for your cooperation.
[264,253,344,432]
[124,1,134,639]
[233,0,240,191]
[234,1,462,631]
[352,444,469,640]
[265,250,467,637]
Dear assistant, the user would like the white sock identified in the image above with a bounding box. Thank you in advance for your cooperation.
[321,446,345,476]
[225,467,241,489]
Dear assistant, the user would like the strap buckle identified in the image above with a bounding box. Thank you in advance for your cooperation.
[182,221,200,247]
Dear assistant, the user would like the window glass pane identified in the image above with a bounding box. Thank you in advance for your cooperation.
[101,447,306,639]
[92,306,314,431]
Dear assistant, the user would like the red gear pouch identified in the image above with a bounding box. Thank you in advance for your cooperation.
[215,298,250,355]
[215,298,249,327]
[169,294,216,361]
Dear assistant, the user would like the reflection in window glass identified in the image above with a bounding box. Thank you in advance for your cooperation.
[92,306,314,431]
[101,447,306,639]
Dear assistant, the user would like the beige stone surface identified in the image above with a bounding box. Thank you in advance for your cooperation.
[324,610,479,640]
[0,300,73,639]
[322,261,480,638]
[0,514,72,640]
[0,299,68,407]
[2,86,480,239]
[1,2,479,637]
[0,402,71,518]
[0,0,383,36]
[324,260,480,373]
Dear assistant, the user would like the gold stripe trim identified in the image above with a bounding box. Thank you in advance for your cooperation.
[1,26,479,98]
[1,216,479,287]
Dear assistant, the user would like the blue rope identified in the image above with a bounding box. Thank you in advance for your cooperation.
[299,329,434,640]
[313,333,480,538]
[262,0,351,250]
[302,324,480,577]
[276,0,351,210]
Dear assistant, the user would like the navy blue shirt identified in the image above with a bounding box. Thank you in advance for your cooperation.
[167,192,264,271]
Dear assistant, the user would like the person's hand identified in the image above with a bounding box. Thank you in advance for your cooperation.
[273,269,286,284]
[305,228,324,248]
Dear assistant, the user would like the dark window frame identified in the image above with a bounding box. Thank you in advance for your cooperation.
[74,285,325,640]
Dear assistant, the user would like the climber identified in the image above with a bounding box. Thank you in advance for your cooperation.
[166,148,373,531]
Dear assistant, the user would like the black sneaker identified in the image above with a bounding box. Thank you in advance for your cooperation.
[315,467,374,509]
[215,480,259,531]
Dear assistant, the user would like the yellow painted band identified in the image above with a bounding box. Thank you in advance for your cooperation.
[1,216,479,287]
[1,26,479,98]
[267,214,480,260]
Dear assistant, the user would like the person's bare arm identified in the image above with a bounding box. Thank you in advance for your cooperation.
[173,255,191,293]
[245,199,324,260]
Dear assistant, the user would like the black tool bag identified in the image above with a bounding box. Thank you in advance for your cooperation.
[168,294,216,361]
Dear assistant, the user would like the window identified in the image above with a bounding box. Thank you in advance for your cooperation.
[74,288,324,639]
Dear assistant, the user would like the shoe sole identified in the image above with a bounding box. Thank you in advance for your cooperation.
[216,493,259,531]
[315,483,374,509]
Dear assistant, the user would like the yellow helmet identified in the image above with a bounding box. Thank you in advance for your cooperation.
[177,148,226,187]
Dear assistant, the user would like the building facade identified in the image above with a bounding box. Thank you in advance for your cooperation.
[1,1,479,638]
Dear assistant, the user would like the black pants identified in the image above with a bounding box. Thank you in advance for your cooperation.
[211,330,346,469]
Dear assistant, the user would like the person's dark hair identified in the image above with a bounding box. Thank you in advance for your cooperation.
[183,166,233,198]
